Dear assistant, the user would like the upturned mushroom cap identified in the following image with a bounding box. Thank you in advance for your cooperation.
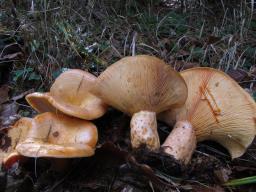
[159,67,256,158]
[16,112,98,158]
[26,69,107,120]
[0,118,32,168]
[92,55,187,150]
[92,55,187,115]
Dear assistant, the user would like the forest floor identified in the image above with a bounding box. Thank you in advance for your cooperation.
[1,1,256,191]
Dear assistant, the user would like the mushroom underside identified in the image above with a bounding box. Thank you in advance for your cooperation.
[160,67,256,163]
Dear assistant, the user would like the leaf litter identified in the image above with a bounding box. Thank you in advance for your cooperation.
[0,109,234,192]
[0,91,255,191]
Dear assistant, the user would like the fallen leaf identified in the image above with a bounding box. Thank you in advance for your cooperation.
[182,62,200,70]
[176,50,190,58]
[0,85,9,104]
[172,60,200,71]
[2,52,23,60]
[0,102,20,129]
[121,185,135,192]
[232,166,256,172]
[249,65,256,77]
[206,36,222,45]
[214,168,231,183]
[11,89,34,101]
[191,185,225,192]
[0,43,23,60]
[227,68,248,82]
[0,89,34,129]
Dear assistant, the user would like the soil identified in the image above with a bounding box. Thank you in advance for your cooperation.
[1,109,256,192]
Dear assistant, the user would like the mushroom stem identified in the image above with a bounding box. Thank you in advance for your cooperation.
[161,121,196,165]
[130,111,160,150]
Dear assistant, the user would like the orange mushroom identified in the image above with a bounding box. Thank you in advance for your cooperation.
[0,118,32,169]
[26,69,107,120]
[16,112,98,158]
[159,67,256,164]
[92,55,187,150]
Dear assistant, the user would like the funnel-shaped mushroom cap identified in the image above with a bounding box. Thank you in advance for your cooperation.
[16,112,98,158]
[159,67,256,158]
[92,55,187,115]
[26,69,107,120]
[0,118,32,168]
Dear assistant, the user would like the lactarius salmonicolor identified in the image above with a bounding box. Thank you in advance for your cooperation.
[159,67,256,164]
[26,69,107,120]
[0,118,32,169]
[92,55,188,150]
[16,112,98,158]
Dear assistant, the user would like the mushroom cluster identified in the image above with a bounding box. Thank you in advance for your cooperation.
[91,56,255,164]
[26,69,107,120]
[1,55,255,169]
[0,69,107,169]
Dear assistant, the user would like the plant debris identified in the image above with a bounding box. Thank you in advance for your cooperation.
[1,1,256,191]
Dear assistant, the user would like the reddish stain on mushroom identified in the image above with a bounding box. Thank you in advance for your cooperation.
[254,117,256,126]
[142,128,147,135]
[52,131,59,137]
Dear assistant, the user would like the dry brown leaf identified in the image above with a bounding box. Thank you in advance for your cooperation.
[0,102,20,129]
[172,60,200,71]
[176,49,190,57]
[2,52,23,60]
[206,36,222,45]
[214,168,232,183]
[0,43,23,60]
[227,68,248,82]
[0,85,9,104]
[11,89,34,101]
[191,185,225,192]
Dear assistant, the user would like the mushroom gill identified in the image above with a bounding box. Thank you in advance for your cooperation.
[16,112,98,158]
[159,67,256,164]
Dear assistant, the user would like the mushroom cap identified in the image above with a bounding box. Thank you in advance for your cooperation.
[159,67,256,158]
[26,69,107,120]
[0,118,32,168]
[92,55,187,115]
[16,112,98,158]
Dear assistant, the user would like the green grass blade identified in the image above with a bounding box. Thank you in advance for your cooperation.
[224,176,256,186]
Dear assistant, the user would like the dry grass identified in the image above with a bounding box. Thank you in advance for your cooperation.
[1,1,256,191]
[1,0,255,93]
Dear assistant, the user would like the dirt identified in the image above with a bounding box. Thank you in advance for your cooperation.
[0,108,255,192]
